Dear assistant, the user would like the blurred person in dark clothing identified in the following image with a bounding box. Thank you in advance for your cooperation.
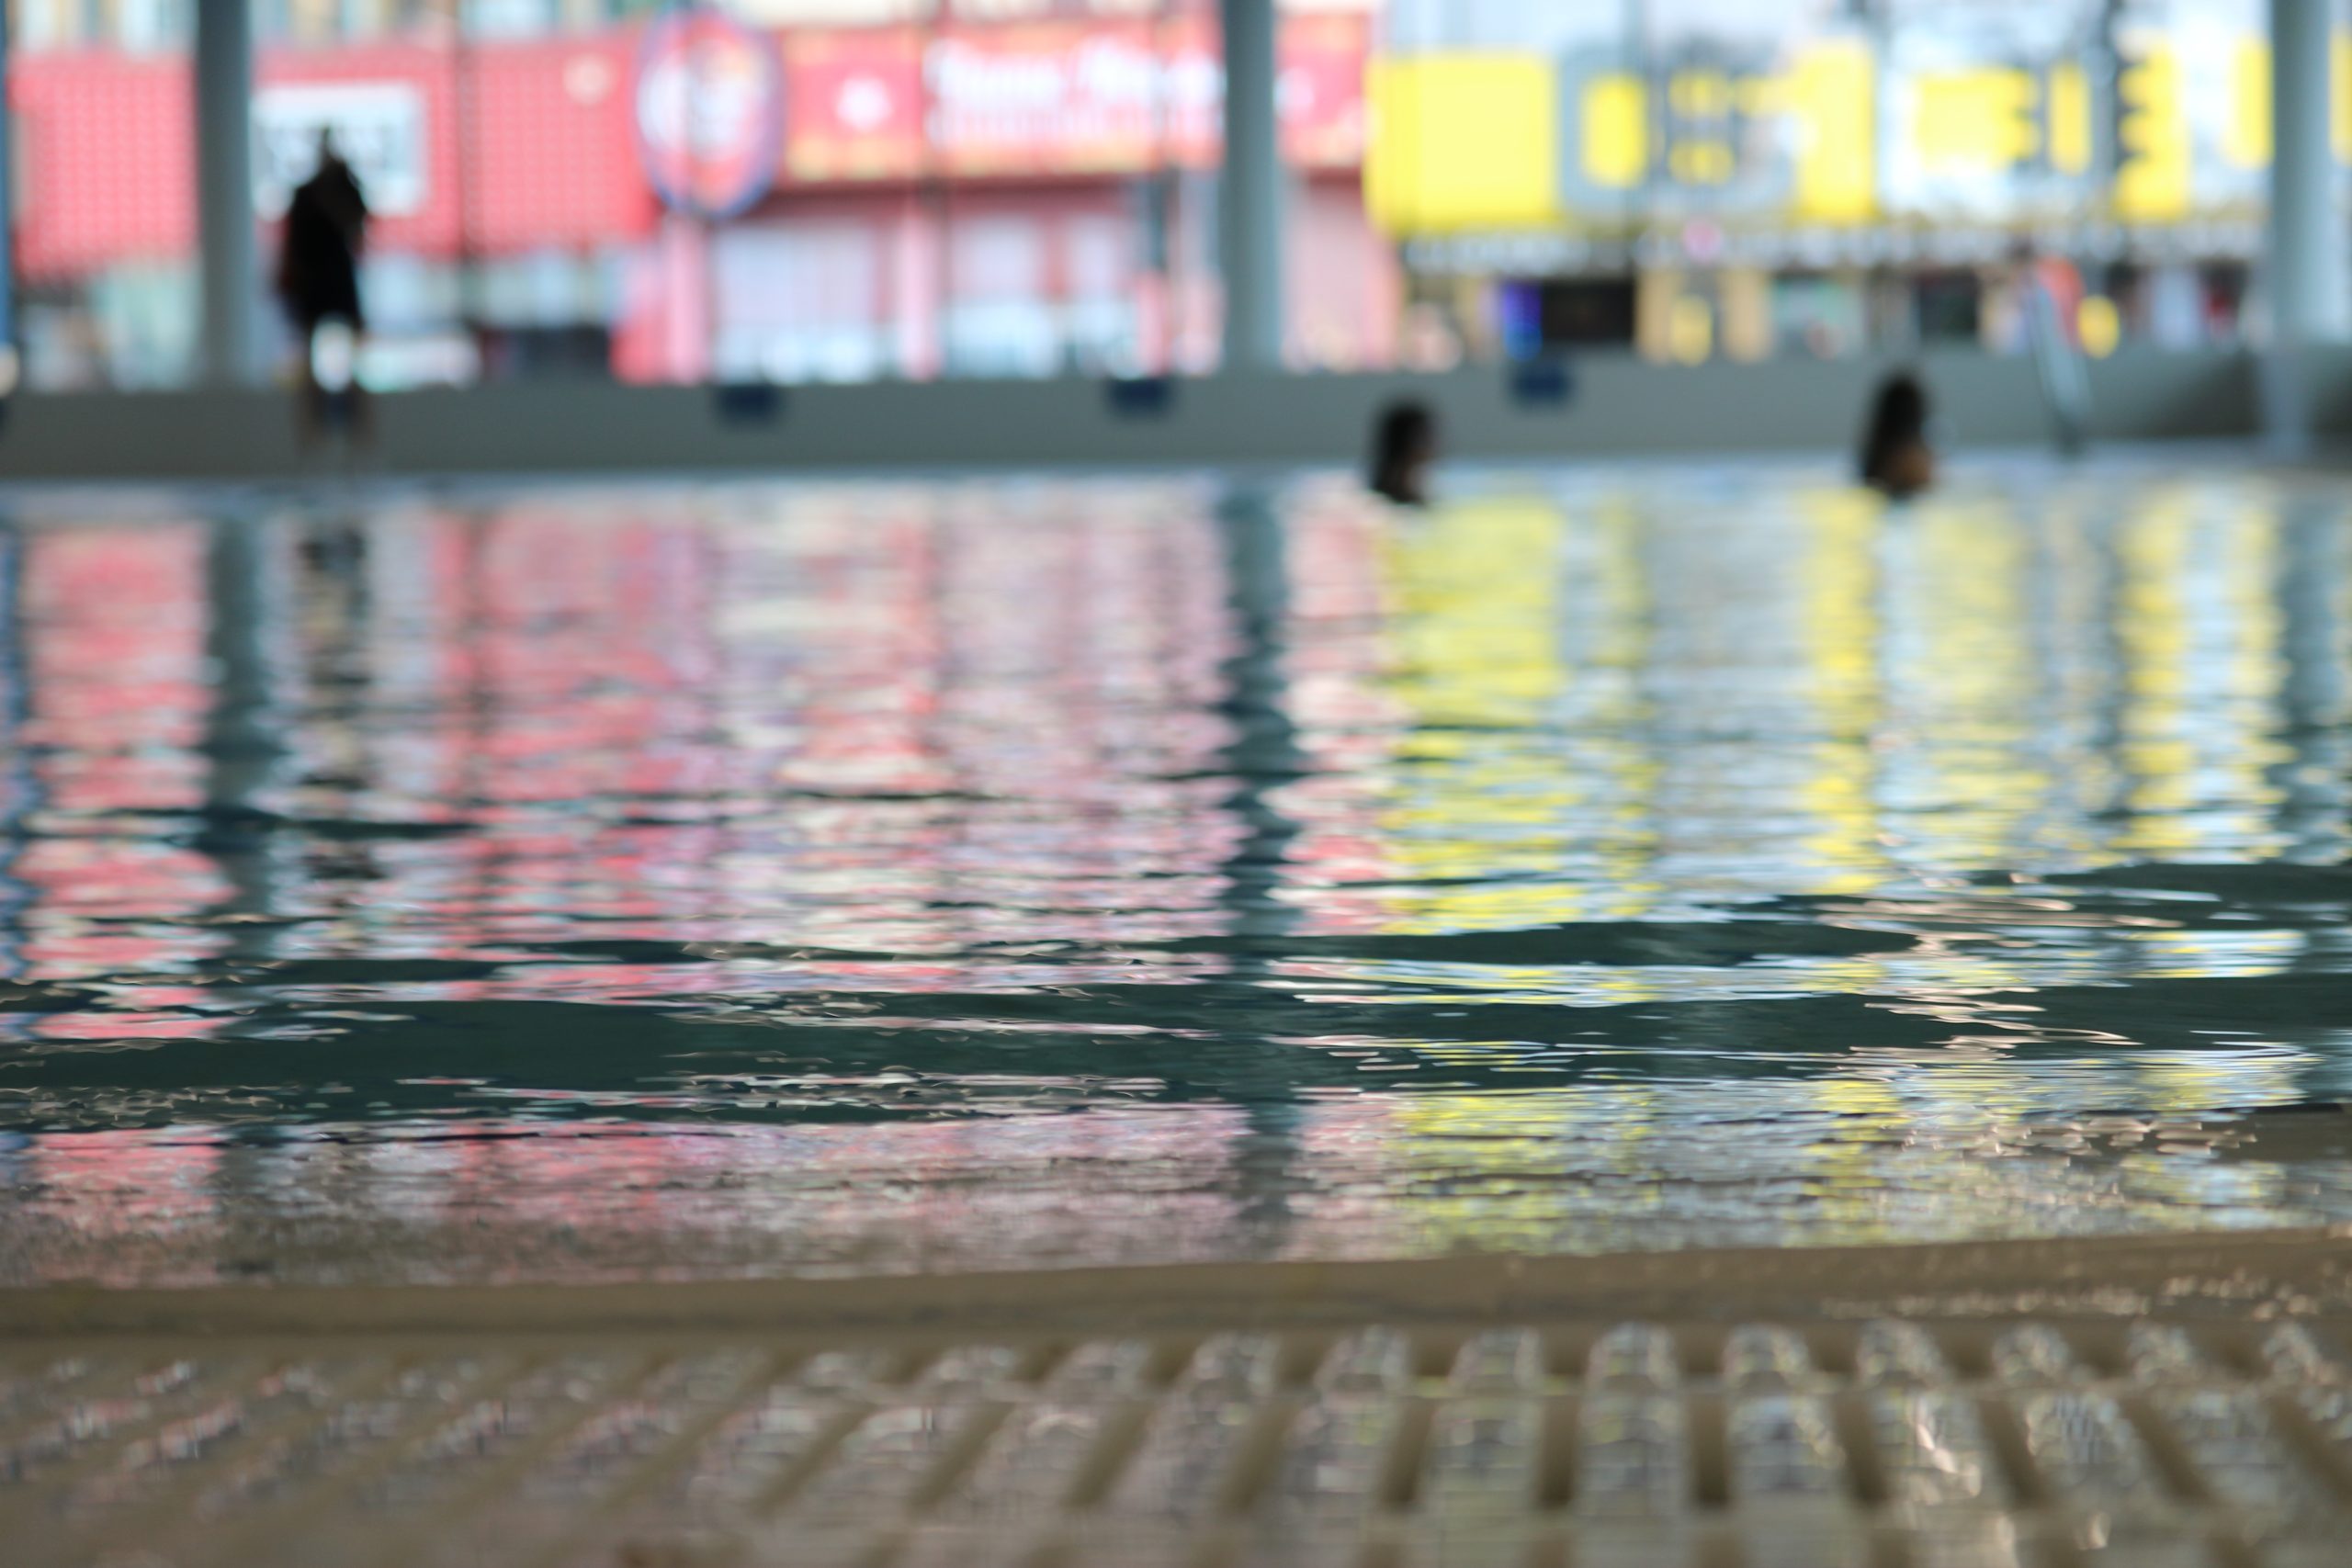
[276,133,371,449]
[1368,400,1438,506]
[1859,372,1935,499]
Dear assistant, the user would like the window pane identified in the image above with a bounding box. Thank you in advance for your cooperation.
[8,0,198,389]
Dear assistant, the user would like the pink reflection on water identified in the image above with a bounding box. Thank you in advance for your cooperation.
[20,526,210,777]
[1,1110,1266,1286]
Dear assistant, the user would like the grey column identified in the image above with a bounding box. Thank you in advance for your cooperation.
[2264,0,2346,447]
[197,0,260,386]
[1219,0,1286,373]
[2271,0,2346,344]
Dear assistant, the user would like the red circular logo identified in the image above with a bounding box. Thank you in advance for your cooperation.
[635,8,783,220]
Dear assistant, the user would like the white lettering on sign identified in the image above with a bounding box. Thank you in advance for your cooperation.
[924,37,1209,147]
[253,83,427,220]
[920,37,1314,156]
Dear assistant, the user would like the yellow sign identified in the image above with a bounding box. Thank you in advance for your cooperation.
[1581,74,1648,190]
[1366,55,1560,233]
[1670,141,1736,185]
[1913,68,2039,171]
[2228,39,2269,168]
[1368,30,2300,239]
[2340,35,2352,159]
[1791,40,1877,224]
[2048,62,2092,175]
[1669,70,1733,119]
[2115,43,2191,221]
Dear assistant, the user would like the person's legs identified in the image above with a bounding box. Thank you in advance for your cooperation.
[288,315,373,459]
[314,315,371,453]
[344,329,373,452]
[292,315,328,450]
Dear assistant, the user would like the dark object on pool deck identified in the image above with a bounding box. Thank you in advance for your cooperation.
[1508,355,1577,409]
[1860,371,1936,499]
[1369,399,1438,506]
[1105,375,1177,418]
[713,380,787,426]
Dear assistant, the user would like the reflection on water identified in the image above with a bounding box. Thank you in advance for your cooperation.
[1,462,2349,1284]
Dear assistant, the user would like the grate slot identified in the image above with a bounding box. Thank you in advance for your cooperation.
[1862,1390,2007,1508]
[1577,1393,1690,1520]
[789,1401,1007,1522]
[1725,1327,1823,1395]
[2009,1390,2171,1506]
[1044,1338,1159,1396]
[1315,1329,1417,1398]
[1587,1325,1681,1394]
[2142,1387,2331,1515]
[1856,1324,1953,1390]
[1725,1393,1847,1502]
[1264,1392,1407,1519]
[1420,1396,1544,1517]
[939,1399,1143,1521]
[1990,1328,2090,1388]
[1105,1393,1265,1518]
[1450,1331,1550,1396]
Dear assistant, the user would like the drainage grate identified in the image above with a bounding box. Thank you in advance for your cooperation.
[9,1315,2352,1566]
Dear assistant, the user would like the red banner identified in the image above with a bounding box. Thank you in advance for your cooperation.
[784,26,926,184]
[783,14,1368,183]
[6,16,1366,282]
[11,54,196,279]
[10,39,655,281]
[1272,14,1372,172]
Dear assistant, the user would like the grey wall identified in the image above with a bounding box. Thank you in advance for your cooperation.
[0,344,2290,484]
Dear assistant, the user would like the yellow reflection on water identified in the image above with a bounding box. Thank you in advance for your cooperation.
[1794,488,1886,893]
[1905,499,2048,868]
[1563,493,1665,920]
[1375,498,1579,919]
[2110,492,2290,859]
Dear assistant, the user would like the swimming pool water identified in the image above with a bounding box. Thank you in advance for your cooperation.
[3,458,2350,1285]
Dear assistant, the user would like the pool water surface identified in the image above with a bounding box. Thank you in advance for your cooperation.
[2,458,2349,1285]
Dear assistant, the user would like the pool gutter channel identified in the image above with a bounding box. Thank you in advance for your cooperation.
[4,1233,2352,1563]
[9,1312,2352,1566]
